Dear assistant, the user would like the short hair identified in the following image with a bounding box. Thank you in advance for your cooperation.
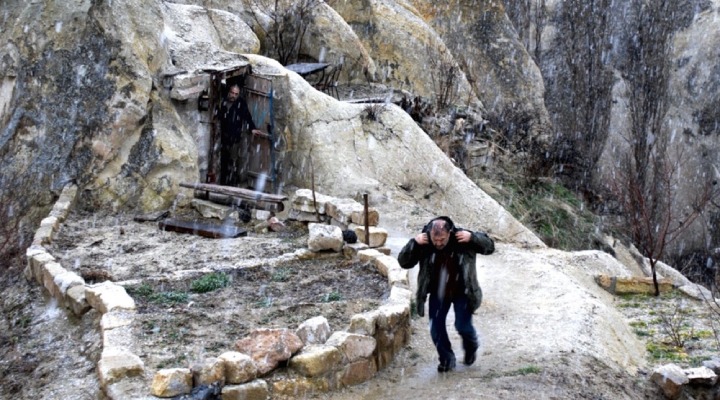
[431,219,450,233]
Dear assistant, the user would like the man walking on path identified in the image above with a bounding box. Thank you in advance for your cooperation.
[398,216,495,372]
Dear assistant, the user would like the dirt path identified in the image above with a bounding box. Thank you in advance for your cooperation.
[322,237,660,399]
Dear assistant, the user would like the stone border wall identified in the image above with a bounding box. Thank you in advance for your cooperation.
[24,184,413,399]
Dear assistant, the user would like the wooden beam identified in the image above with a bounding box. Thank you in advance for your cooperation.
[180,182,286,202]
[159,218,247,239]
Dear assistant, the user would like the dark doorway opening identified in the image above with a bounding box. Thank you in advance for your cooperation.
[201,64,279,195]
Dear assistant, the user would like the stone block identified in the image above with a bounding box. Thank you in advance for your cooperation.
[23,245,46,281]
[376,303,410,330]
[376,346,394,370]
[325,198,361,224]
[595,274,674,295]
[307,223,343,252]
[49,184,77,222]
[192,198,234,220]
[100,310,136,330]
[388,286,412,305]
[325,332,376,363]
[192,357,226,386]
[52,270,85,299]
[219,351,257,384]
[28,249,55,284]
[330,218,349,230]
[354,226,387,248]
[388,267,409,289]
[376,247,392,255]
[337,358,377,387]
[103,376,147,400]
[151,368,193,398]
[296,316,331,345]
[288,208,327,222]
[350,208,380,226]
[66,285,90,315]
[357,249,383,263]
[33,225,54,246]
[342,242,369,259]
[102,324,135,350]
[371,254,398,277]
[254,209,271,220]
[348,310,379,336]
[85,281,136,314]
[651,363,688,400]
[221,380,269,400]
[271,377,331,397]
[41,262,67,299]
[292,189,333,214]
[97,347,144,387]
[235,328,304,375]
[289,344,343,377]
[685,366,717,386]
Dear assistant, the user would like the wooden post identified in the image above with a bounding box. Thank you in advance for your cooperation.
[364,193,369,246]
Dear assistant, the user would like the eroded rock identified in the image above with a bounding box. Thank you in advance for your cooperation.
[235,328,304,375]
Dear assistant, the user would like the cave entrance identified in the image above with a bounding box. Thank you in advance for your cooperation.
[201,64,279,194]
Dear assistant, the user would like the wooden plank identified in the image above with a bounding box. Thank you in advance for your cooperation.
[180,182,287,203]
[159,218,247,239]
[133,210,170,223]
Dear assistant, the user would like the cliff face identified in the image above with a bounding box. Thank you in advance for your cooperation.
[506,0,720,254]
[2,1,720,255]
[0,0,549,255]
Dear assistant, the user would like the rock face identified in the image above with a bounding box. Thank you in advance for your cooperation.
[509,0,720,255]
[0,0,548,257]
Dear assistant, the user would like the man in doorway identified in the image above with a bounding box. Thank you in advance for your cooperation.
[218,84,261,185]
[398,216,495,372]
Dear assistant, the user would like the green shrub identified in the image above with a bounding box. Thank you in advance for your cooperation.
[191,272,230,293]
[150,291,189,304]
[323,291,343,302]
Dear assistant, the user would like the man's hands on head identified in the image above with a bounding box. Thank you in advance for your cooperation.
[415,230,470,245]
[414,233,429,245]
[455,230,471,243]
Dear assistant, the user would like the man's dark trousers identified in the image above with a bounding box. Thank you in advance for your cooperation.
[429,294,478,367]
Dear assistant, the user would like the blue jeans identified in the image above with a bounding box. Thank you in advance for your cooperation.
[428,294,478,366]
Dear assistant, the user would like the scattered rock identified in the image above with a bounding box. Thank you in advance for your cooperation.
[307,223,344,252]
[651,364,689,399]
[296,316,331,345]
[235,328,304,375]
[150,368,193,398]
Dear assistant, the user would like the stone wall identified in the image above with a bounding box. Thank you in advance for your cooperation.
[24,184,412,399]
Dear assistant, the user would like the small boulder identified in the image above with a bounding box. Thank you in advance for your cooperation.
[235,328,304,375]
[651,363,689,400]
[150,368,192,398]
[218,351,257,384]
[307,223,344,252]
[296,316,331,345]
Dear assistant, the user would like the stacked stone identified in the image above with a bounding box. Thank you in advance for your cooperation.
[289,189,389,254]
[150,243,412,398]
[652,362,719,399]
[24,184,145,398]
[26,185,412,399]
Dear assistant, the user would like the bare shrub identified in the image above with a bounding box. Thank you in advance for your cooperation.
[250,0,323,65]
[363,103,386,122]
[427,43,460,112]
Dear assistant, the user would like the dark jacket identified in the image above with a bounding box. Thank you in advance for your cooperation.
[219,98,256,144]
[398,217,494,317]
